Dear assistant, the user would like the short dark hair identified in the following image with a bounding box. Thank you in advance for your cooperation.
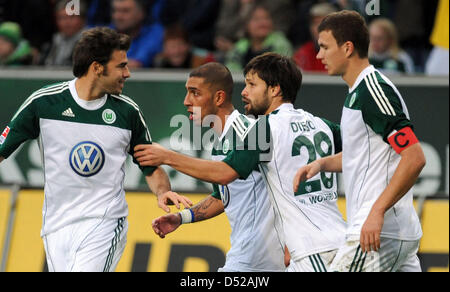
[72,27,130,78]
[244,52,302,104]
[318,10,369,58]
[189,62,234,101]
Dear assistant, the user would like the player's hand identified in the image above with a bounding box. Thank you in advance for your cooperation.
[152,213,182,238]
[157,191,193,213]
[360,208,384,253]
[293,161,321,193]
[134,143,170,167]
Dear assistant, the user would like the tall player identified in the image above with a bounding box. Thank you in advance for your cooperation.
[0,27,191,272]
[151,63,285,272]
[293,11,426,272]
[135,53,347,272]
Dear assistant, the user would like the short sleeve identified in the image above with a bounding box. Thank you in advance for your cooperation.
[222,116,272,179]
[320,118,342,153]
[128,107,156,176]
[0,100,40,159]
[361,73,414,142]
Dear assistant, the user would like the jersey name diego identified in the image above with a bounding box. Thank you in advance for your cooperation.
[211,110,284,271]
[222,104,347,262]
[341,65,422,241]
[0,80,155,236]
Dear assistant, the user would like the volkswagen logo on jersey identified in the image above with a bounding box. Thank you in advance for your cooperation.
[219,185,230,208]
[69,141,105,177]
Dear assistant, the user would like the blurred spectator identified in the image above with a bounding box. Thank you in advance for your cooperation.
[0,21,32,66]
[1,0,55,63]
[87,0,164,27]
[293,3,337,73]
[86,0,112,27]
[369,18,415,74]
[160,0,221,51]
[394,0,438,73]
[111,0,164,68]
[215,0,296,63]
[225,5,293,72]
[426,0,449,76]
[41,0,87,67]
[153,24,212,69]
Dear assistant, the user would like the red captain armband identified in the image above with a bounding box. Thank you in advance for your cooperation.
[387,127,419,154]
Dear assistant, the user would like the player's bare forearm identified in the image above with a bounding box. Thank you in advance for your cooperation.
[0,157,3,163]
[294,152,342,192]
[371,144,425,214]
[145,166,172,197]
[167,152,239,185]
[134,143,239,185]
[317,152,342,173]
[190,195,224,222]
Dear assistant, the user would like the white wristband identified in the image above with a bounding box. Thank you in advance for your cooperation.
[179,209,195,224]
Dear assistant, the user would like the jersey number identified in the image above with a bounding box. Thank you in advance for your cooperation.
[291,131,334,196]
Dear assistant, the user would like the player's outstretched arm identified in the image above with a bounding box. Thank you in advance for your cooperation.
[360,143,425,253]
[135,143,240,185]
[152,195,224,238]
[145,166,193,213]
[293,152,342,193]
[0,157,3,164]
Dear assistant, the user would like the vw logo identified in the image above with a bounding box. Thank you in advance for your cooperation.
[219,185,230,208]
[69,141,105,177]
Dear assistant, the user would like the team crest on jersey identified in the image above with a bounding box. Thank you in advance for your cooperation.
[102,109,116,124]
[219,185,230,208]
[222,139,230,154]
[0,126,10,145]
[69,141,105,177]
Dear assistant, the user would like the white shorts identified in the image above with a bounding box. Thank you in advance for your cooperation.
[286,250,338,272]
[43,217,127,272]
[329,238,421,272]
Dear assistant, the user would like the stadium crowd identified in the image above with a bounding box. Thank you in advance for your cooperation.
[0,0,448,75]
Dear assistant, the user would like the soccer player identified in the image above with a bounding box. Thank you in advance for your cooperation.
[151,62,285,272]
[135,53,347,272]
[293,11,426,272]
[0,27,192,272]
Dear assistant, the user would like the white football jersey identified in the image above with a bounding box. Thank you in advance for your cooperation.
[341,65,422,241]
[222,104,347,262]
[211,110,285,271]
[0,79,155,236]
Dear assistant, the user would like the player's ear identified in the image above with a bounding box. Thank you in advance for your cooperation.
[270,84,282,99]
[214,90,226,107]
[92,61,104,77]
[343,41,355,58]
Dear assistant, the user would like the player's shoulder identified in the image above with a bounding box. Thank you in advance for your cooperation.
[230,113,257,141]
[16,81,70,113]
[357,69,401,103]
[109,93,142,113]
[29,81,70,100]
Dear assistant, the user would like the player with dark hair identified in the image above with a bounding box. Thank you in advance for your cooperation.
[0,27,191,272]
[150,62,286,272]
[134,52,347,272]
[293,10,425,272]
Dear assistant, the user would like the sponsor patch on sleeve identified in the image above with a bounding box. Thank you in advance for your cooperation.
[0,126,10,145]
[387,126,419,154]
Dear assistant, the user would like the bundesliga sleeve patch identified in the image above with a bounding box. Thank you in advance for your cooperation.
[387,127,419,154]
[0,126,10,145]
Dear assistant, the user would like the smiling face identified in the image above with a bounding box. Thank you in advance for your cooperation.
[183,77,218,126]
[241,71,271,116]
[316,30,348,76]
[98,50,130,95]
